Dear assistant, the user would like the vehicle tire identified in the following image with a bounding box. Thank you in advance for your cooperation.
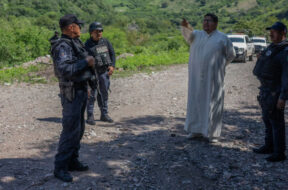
[249,55,253,61]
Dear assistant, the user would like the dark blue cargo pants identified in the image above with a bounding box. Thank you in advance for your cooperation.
[54,88,87,170]
[87,71,110,116]
[258,89,286,154]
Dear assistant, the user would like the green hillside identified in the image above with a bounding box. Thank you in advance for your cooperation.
[0,0,287,70]
[106,0,288,34]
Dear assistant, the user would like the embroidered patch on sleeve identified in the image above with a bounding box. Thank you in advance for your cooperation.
[59,48,67,59]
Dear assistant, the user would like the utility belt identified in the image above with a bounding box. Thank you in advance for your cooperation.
[96,65,109,74]
[59,81,87,102]
[260,79,280,91]
[74,81,87,89]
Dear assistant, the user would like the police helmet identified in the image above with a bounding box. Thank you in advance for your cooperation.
[89,22,103,33]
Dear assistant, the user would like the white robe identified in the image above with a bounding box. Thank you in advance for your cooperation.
[182,26,235,138]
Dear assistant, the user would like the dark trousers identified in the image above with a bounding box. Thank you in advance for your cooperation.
[55,89,87,170]
[87,71,110,116]
[259,89,286,155]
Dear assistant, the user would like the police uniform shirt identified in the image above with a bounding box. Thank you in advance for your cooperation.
[265,41,288,100]
[53,34,89,81]
[280,45,288,100]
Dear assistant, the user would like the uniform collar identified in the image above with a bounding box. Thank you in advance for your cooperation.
[61,34,73,39]
[278,39,288,45]
[271,39,288,48]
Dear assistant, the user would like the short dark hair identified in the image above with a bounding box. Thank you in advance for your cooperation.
[204,13,218,23]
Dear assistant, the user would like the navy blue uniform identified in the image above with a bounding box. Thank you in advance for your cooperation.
[254,41,288,156]
[51,34,90,170]
[85,37,115,117]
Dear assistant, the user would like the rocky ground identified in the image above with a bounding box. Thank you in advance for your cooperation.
[0,59,287,190]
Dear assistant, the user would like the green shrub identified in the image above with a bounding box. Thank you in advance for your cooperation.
[117,50,189,71]
[0,17,52,68]
[0,65,48,84]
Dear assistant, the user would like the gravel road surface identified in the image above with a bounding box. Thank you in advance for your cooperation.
[0,60,287,190]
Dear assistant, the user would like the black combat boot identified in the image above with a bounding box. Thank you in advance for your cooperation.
[100,114,113,123]
[54,169,73,182]
[68,160,89,171]
[266,153,286,162]
[86,114,95,125]
[253,145,273,154]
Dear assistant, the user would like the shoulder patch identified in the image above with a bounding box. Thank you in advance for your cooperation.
[58,45,70,61]
[266,50,272,56]
[60,47,67,57]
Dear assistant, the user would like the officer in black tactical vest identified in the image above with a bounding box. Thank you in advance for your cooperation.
[85,22,116,124]
[253,22,288,162]
[50,14,95,182]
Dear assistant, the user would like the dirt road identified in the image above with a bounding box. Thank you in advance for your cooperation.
[0,60,287,190]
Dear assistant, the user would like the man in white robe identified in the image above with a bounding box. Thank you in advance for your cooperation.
[181,13,235,141]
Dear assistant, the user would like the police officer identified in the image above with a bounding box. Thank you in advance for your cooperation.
[51,14,95,182]
[253,22,288,162]
[85,22,116,125]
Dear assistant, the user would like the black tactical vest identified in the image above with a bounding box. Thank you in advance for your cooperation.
[49,34,62,80]
[253,41,288,81]
[50,36,94,82]
[88,38,112,68]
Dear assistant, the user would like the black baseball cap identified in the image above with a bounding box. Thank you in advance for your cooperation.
[59,14,84,28]
[266,22,287,33]
[89,22,103,33]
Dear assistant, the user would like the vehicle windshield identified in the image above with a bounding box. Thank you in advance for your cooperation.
[252,39,266,43]
[229,37,244,43]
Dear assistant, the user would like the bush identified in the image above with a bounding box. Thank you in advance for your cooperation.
[161,2,168,8]
[0,17,52,68]
[117,50,189,71]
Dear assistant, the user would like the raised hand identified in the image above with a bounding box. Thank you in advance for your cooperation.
[181,18,189,28]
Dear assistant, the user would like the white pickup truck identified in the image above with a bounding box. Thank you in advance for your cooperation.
[251,37,267,54]
[227,34,255,63]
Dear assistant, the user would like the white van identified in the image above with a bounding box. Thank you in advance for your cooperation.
[228,34,255,63]
[251,37,267,54]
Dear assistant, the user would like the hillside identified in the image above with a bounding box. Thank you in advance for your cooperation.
[1,0,287,32]
[0,0,287,70]
[105,0,288,32]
